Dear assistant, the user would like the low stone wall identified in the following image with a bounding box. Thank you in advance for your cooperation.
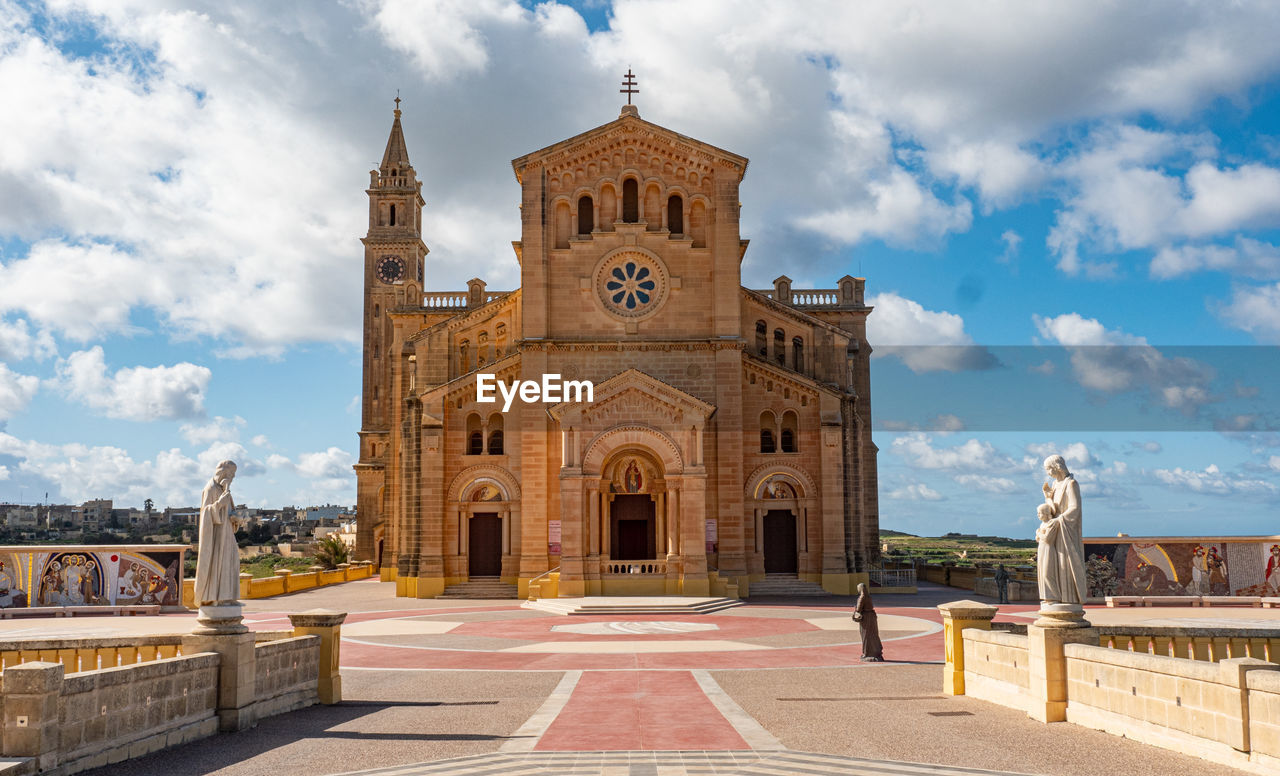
[57,654,221,773]
[0,611,346,774]
[973,577,1038,602]
[962,629,1030,712]
[1064,643,1279,768]
[941,598,1280,771]
[253,636,320,718]
[1248,670,1280,770]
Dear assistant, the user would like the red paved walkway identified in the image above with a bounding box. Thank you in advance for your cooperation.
[534,670,750,751]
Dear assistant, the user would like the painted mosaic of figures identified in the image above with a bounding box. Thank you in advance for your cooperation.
[0,547,183,609]
[1085,539,1280,598]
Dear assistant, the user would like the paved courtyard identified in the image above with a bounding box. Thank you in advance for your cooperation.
[7,580,1271,776]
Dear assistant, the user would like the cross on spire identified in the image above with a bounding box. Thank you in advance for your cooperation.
[394,90,401,116]
[620,69,639,105]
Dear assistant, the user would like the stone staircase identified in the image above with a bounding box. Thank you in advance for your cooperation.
[746,573,831,597]
[437,577,519,599]
[523,596,744,616]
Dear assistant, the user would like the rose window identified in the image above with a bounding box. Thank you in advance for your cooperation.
[606,261,656,310]
[594,250,669,321]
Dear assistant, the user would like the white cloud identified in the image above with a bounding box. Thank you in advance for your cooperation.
[1269,456,1280,472]
[1025,441,1101,471]
[295,447,355,479]
[997,229,1022,264]
[1152,464,1278,497]
[1033,313,1215,412]
[180,415,245,446]
[0,363,39,420]
[866,292,997,372]
[251,434,270,448]
[0,317,56,361]
[55,346,211,421]
[796,168,973,248]
[952,473,1019,494]
[1220,282,1280,343]
[891,433,1017,472]
[0,465,8,481]
[1151,238,1280,280]
[886,482,945,501]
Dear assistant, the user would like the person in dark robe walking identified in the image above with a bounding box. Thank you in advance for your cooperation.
[853,582,883,662]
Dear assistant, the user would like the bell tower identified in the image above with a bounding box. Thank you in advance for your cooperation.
[355,98,428,565]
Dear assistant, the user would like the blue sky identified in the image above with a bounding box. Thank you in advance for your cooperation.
[0,1,1278,537]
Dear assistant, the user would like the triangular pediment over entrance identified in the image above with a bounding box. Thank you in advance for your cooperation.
[548,368,715,429]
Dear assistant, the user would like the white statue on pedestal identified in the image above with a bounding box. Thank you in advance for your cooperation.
[1035,455,1087,607]
[193,460,245,633]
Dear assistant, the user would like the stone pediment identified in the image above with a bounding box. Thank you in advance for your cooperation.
[548,368,715,429]
[511,109,748,184]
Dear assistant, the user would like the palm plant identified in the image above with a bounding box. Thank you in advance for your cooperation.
[313,535,350,569]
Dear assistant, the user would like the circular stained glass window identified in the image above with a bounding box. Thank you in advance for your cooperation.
[594,250,669,321]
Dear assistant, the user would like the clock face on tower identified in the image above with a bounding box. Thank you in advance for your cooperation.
[376,256,406,284]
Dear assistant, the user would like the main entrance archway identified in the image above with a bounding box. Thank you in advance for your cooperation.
[611,494,656,559]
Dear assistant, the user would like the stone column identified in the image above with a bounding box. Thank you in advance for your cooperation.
[181,630,258,732]
[1,661,62,769]
[937,600,998,696]
[238,572,253,599]
[289,609,348,705]
[1026,610,1097,723]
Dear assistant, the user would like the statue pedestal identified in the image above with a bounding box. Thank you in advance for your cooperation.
[194,602,247,635]
[1033,602,1089,629]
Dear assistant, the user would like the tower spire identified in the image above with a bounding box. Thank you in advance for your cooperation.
[381,94,412,172]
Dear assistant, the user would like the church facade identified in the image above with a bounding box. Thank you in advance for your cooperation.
[354,101,879,598]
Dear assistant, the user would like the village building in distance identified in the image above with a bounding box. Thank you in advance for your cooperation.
[355,94,879,598]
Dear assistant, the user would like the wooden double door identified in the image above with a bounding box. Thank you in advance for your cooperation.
[763,510,798,574]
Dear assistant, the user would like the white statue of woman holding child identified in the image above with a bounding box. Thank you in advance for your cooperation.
[1035,455,1087,608]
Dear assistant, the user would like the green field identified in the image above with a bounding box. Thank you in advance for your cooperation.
[880,529,1037,567]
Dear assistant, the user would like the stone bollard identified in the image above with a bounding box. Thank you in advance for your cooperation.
[239,572,253,599]
[274,568,292,593]
[1,661,63,769]
[938,600,998,696]
[1219,657,1280,752]
[289,610,347,705]
[338,562,351,581]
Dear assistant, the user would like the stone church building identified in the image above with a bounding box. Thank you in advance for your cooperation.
[354,99,879,599]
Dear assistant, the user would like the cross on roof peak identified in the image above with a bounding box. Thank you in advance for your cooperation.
[620,69,639,106]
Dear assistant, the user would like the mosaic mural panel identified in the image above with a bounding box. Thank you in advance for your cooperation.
[1084,539,1280,598]
[0,546,187,609]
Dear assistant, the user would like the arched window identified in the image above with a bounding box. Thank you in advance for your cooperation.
[781,410,799,453]
[466,413,483,455]
[792,337,804,372]
[459,340,471,373]
[390,204,396,226]
[667,194,683,234]
[690,200,707,247]
[774,329,786,366]
[554,201,570,249]
[478,331,489,366]
[496,322,508,357]
[487,413,504,455]
[760,411,776,454]
[577,195,594,235]
[622,178,639,222]
[755,321,767,357]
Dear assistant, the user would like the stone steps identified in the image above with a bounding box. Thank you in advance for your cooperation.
[747,574,831,597]
[332,750,1036,776]
[438,577,519,599]
[523,596,745,616]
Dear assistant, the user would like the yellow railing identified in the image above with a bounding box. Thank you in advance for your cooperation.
[182,561,375,608]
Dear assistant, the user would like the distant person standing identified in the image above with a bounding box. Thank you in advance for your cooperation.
[853,582,883,662]
[994,564,1011,604]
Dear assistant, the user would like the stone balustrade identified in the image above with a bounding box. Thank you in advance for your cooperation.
[604,560,667,575]
[0,631,291,674]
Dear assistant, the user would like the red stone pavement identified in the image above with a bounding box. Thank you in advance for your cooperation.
[534,670,750,751]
